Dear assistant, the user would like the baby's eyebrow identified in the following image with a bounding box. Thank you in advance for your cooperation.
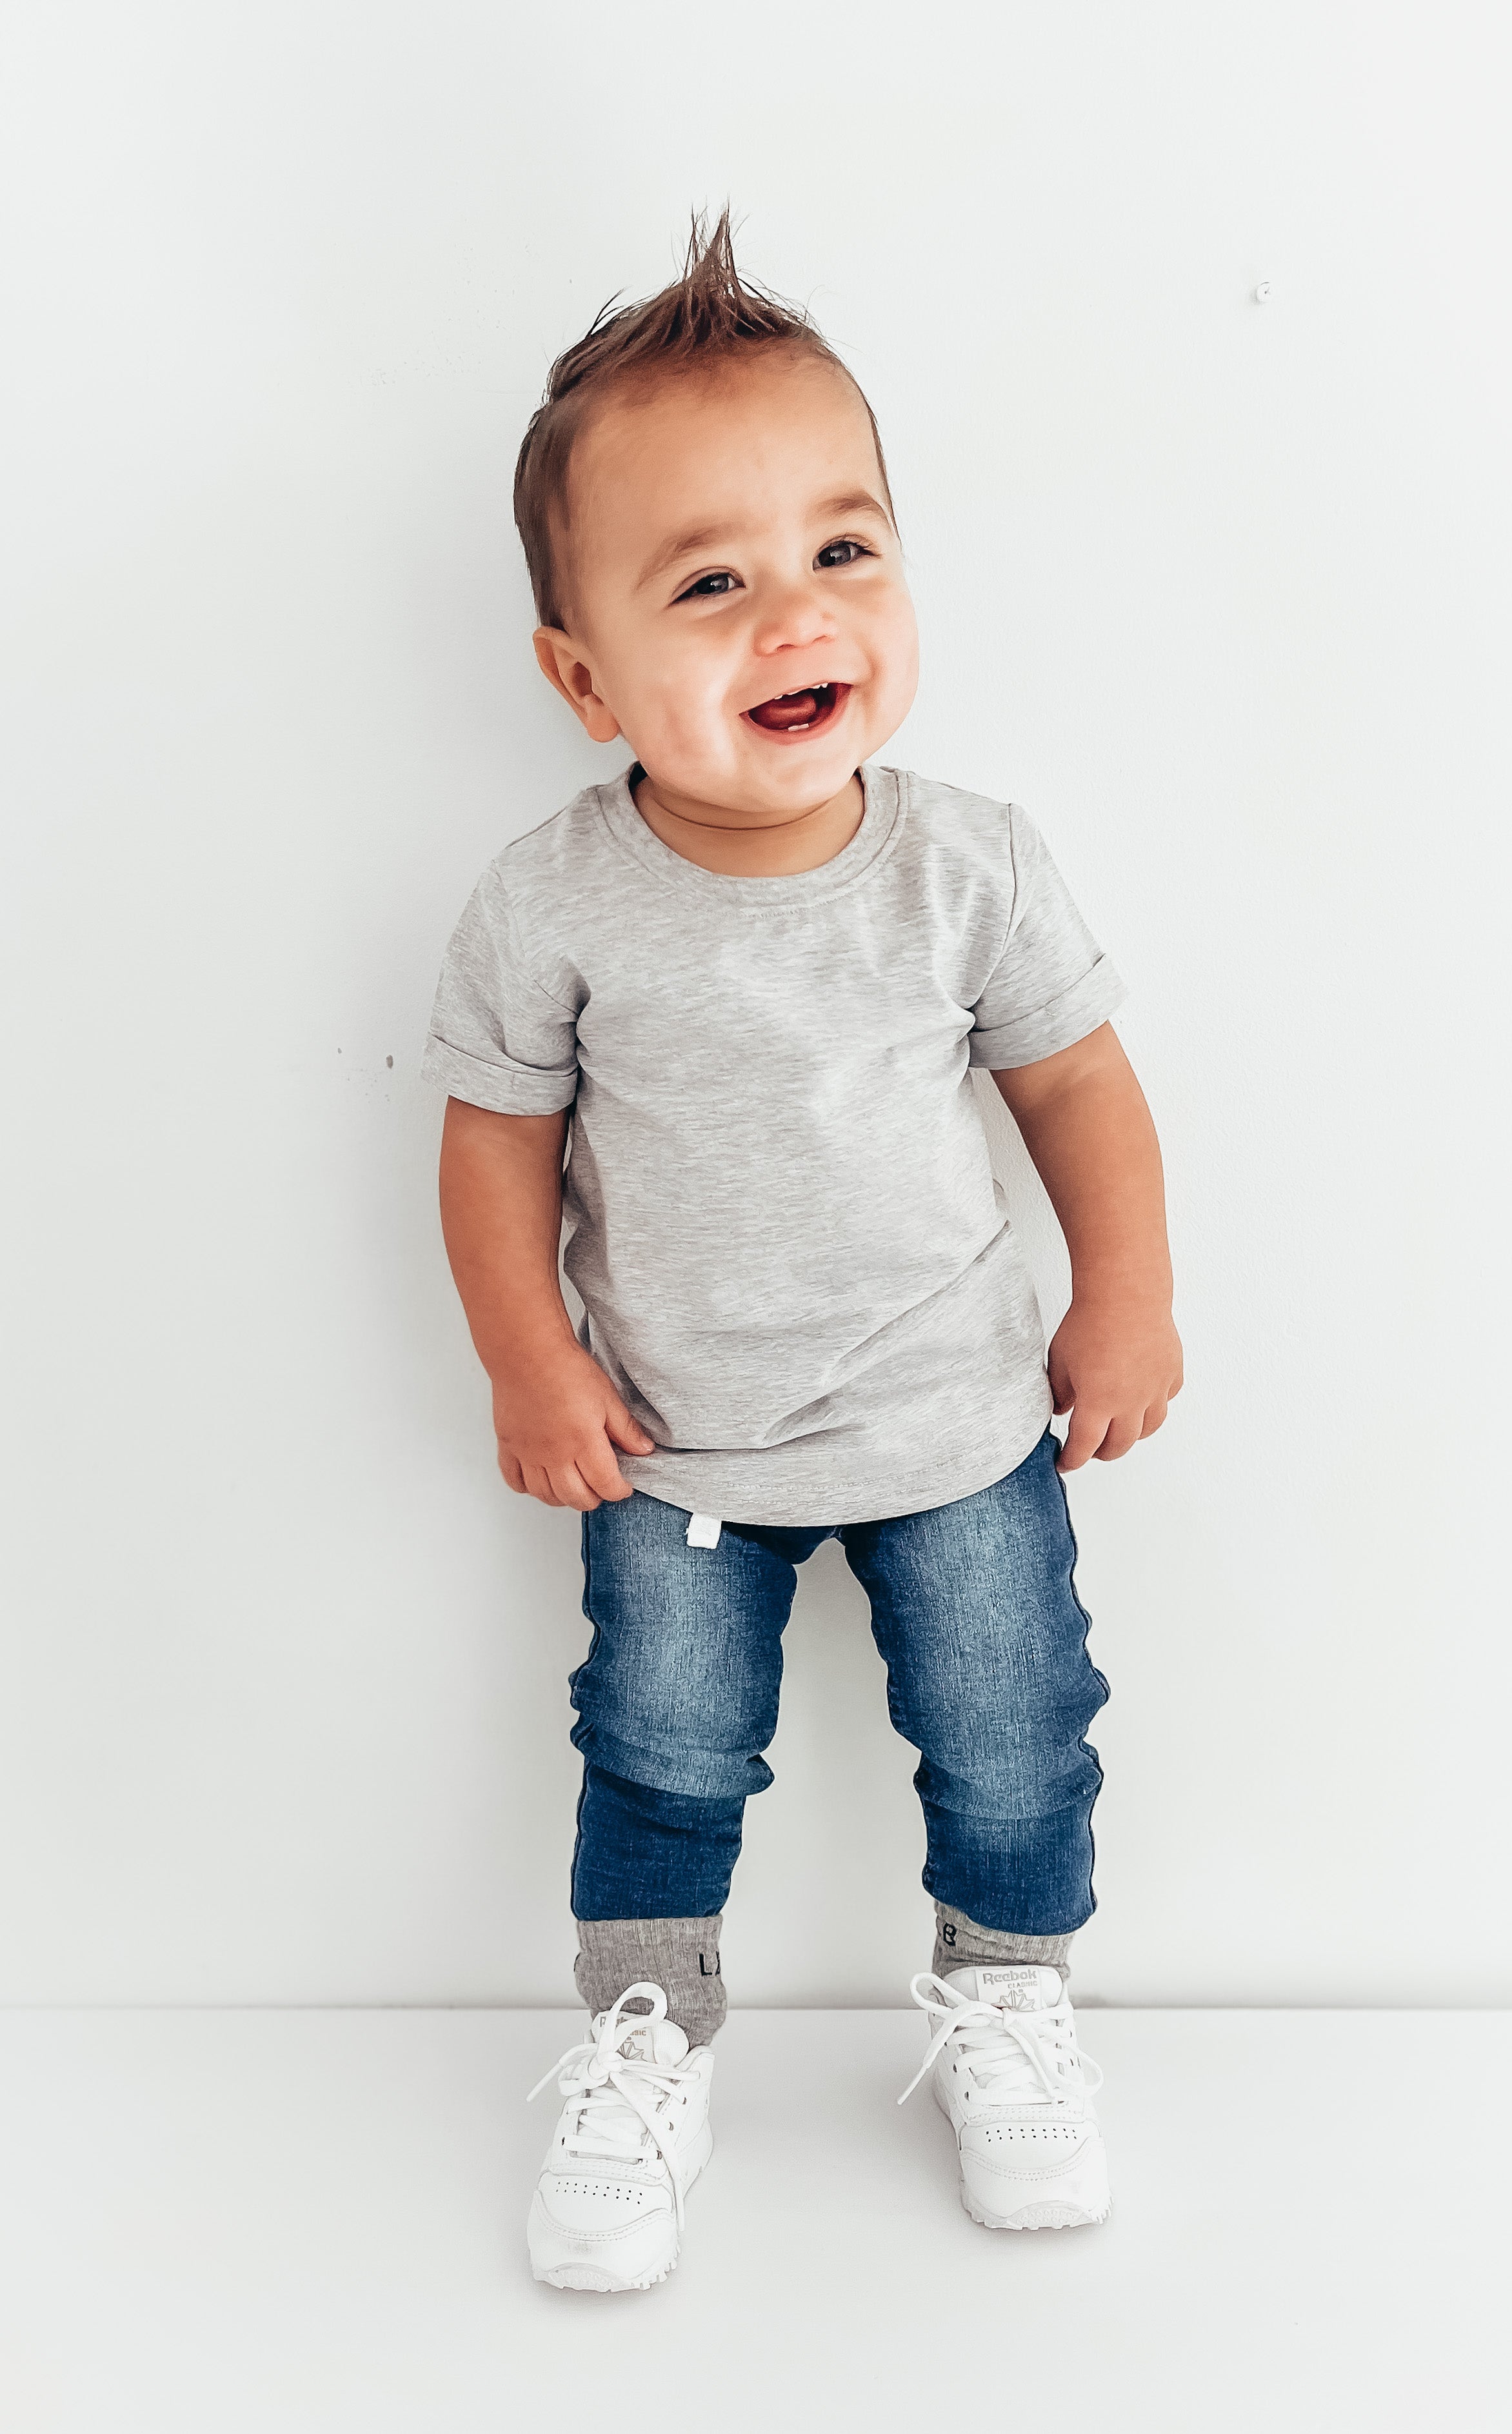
[637,524,730,590]
[813,489,893,526]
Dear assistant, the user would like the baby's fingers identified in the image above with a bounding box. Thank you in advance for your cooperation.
[1093,1410,1144,1462]
[605,1397,656,1457]
[545,1461,608,1512]
[1056,1403,1111,1472]
[576,1431,635,1505]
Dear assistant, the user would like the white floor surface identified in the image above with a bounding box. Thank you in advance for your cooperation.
[0,2007,1506,2433]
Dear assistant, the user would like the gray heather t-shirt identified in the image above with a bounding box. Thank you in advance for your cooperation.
[423,764,1125,1526]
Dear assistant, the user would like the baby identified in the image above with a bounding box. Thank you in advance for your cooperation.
[423,214,1182,2289]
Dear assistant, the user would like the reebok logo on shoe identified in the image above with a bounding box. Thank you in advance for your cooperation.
[976,1967,1049,2012]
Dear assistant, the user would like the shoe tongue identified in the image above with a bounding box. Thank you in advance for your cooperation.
[948,1964,1063,2013]
[614,2014,689,2066]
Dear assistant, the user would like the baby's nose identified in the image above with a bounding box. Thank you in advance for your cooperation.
[751,579,836,655]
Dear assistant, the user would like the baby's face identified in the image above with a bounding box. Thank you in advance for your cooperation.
[539,353,918,821]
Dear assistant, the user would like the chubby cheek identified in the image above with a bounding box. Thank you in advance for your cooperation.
[615,641,746,782]
[866,592,920,729]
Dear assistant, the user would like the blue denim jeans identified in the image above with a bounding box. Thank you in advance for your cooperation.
[568,1428,1108,1939]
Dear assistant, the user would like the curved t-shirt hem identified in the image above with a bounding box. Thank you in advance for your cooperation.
[619,1396,1056,1529]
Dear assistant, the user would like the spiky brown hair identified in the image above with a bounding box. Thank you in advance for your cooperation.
[513,209,891,630]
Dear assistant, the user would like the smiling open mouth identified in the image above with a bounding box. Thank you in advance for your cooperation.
[744,681,850,735]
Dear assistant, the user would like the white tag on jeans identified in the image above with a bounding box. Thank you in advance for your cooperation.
[686,1513,722,1550]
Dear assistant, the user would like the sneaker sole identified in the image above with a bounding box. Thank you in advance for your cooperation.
[962,2188,1110,2231]
[535,2254,677,2292]
[529,2126,713,2291]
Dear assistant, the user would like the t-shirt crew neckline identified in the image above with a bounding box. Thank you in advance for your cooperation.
[596,760,906,909]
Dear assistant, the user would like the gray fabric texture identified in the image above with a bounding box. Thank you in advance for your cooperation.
[575,1915,727,2048]
[423,763,1124,1526]
[932,1900,1072,1985]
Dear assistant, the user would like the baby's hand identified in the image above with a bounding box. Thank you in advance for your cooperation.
[492,1339,655,1510]
[1048,1295,1184,1473]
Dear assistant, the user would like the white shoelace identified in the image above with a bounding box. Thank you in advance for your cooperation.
[897,1970,1104,2110]
[527,1982,698,2225]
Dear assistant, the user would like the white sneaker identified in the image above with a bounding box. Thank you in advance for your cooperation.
[526,1982,715,2289]
[899,1964,1110,2230]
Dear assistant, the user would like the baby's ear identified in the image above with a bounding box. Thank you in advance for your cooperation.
[532,628,622,744]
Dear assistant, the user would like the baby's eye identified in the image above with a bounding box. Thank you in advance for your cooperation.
[814,538,873,570]
[676,570,741,600]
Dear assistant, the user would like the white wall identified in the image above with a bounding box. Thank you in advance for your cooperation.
[3,0,1507,2009]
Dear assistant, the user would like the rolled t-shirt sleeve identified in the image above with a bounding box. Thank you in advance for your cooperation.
[420,865,580,1113]
[968,804,1128,1070]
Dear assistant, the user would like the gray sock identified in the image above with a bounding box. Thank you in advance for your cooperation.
[574,1915,727,2046]
[931,1900,1073,1986]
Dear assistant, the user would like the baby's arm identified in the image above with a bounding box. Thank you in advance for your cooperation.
[437,1099,655,1510]
[993,1023,1183,1473]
